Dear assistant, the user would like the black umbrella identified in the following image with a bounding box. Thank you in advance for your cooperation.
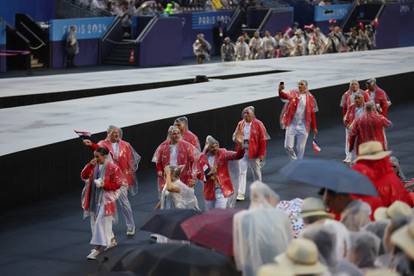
[279,159,378,196]
[102,243,239,276]
[140,209,201,240]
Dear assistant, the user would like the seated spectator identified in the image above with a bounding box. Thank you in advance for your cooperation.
[348,231,381,272]
[233,181,292,276]
[391,219,414,276]
[377,216,411,268]
[323,189,371,231]
[301,224,363,275]
[300,197,351,258]
[364,220,390,255]
[272,238,328,276]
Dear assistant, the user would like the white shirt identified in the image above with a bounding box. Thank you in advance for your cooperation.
[355,106,364,119]
[169,144,178,166]
[111,142,119,159]
[207,154,215,167]
[243,122,252,140]
[293,94,307,125]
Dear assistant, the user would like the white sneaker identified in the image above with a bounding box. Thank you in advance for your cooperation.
[126,226,135,236]
[87,249,101,260]
[105,239,117,251]
[236,194,245,201]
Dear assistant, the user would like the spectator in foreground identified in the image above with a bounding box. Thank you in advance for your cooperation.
[233,181,292,276]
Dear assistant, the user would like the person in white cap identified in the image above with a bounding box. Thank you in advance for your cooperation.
[232,106,269,201]
[278,80,318,160]
[274,238,327,275]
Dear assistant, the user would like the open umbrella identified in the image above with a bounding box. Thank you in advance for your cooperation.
[140,209,201,240]
[99,243,239,276]
[181,208,242,256]
[279,159,378,196]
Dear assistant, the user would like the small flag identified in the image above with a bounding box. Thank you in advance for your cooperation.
[74,129,91,140]
[312,138,321,154]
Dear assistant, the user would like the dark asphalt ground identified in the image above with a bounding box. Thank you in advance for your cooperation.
[0,104,413,276]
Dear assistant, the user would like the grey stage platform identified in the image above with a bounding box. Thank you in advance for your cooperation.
[1,47,414,211]
[1,47,414,157]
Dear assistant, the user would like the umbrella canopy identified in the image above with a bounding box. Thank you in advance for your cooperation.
[279,159,378,196]
[181,208,242,256]
[101,243,239,276]
[140,209,201,240]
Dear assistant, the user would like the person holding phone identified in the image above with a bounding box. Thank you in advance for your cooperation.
[278,80,318,160]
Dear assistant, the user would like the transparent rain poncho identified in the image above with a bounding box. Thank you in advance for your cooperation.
[341,200,372,232]
[233,181,293,276]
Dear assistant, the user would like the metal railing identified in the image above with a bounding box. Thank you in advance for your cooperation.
[20,22,46,50]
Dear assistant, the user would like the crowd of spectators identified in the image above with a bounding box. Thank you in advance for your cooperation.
[216,21,378,62]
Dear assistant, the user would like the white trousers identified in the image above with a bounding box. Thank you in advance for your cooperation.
[118,185,135,230]
[284,123,309,160]
[90,205,114,247]
[238,153,262,196]
[344,128,355,161]
[205,187,228,210]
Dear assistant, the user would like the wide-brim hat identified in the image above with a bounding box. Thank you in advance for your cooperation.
[257,263,294,276]
[300,197,334,219]
[275,239,327,275]
[374,200,413,221]
[354,141,392,162]
[391,219,414,260]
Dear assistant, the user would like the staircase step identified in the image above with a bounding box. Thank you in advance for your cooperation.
[31,63,44,68]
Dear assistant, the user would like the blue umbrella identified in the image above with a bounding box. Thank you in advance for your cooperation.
[279,159,378,196]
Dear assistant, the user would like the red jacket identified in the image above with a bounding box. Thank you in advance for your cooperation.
[340,89,368,117]
[183,130,201,151]
[279,89,317,132]
[81,161,123,216]
[349,112,391,154]
[155,139,198,190]
[91,139,138,187]
[353,158,413,207]
[234,118,268,160]
[364,86,390,117]
[343,103,365,128]
[198,148,244,201]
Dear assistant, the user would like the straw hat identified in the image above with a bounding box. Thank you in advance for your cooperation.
[300,197,334,219]
[365,268,400,276]
[374,200,413,221]
[257,263,294,276]
[391,219,414,260]
[275,239,327,275]
[354,141,392,162]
